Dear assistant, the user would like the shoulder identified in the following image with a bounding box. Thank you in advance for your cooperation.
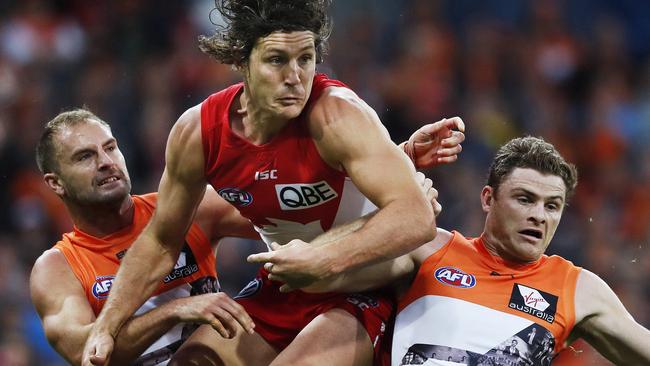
[308,86,373,128]
[166,105,205,174]
[410,228,454,264]
[173,104,202,136]
[574,269,617,322]
[30,248,78,303]
[32,248,69,276]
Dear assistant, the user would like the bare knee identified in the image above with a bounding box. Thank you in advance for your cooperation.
[169,344,225,366]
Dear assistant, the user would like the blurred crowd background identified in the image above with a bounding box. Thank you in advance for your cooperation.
[0,0,648,364]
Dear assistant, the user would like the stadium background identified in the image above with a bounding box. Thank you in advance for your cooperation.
[0,0,648,364]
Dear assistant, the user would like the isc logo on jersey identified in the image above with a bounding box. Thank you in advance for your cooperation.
[218,187,253,207]
[92,275,115,299]
[275,181,338,210]
[434,266,476,288]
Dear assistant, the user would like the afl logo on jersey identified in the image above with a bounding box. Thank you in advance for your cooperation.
[218,187,253,207]
[92,275,115,299]
[434,267,476,288]
[275,181,338,210]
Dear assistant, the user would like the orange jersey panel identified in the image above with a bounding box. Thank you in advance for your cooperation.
[393,231,581,365]
[53,194,217,316]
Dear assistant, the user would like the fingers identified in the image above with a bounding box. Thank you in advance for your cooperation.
[415,171,426,185]
[247,251,273,263]
[416,116,465,137]
[433,199,443,217]
[209,317,232,338]
[425,185,438,202]
[445,116,465,132]
[441,131,465,147]
[205,295,255,337]
[279,284,296,293]
[437,144,463,157]
[424,178,433,192]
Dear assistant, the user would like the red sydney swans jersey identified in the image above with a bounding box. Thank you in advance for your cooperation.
[393,231,581,366]
[201,73,377,245]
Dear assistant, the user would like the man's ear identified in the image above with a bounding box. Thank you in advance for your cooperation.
[44,173,65,197]
[480,185,494,213]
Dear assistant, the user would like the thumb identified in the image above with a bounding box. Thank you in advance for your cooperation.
[89,353,108,366]
[279,284,295,293]
[414,118,447,137]
[270,242,282,250]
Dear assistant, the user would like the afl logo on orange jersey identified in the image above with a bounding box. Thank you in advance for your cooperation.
[434,266,476,288]
[92,275,115,299]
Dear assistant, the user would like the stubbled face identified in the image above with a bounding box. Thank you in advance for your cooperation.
[243,31,317,120]
[481,168,567,263]
[48,119,131,206]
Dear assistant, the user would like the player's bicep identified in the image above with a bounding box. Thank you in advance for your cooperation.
[30,250,95,363]
[312,90,423,207]
[150,106,208,245]
[572,270,650,363]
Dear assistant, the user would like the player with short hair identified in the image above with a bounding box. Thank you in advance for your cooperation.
[31,109,257,365]
[302,137,650,365]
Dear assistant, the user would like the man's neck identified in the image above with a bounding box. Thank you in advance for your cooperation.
[480,231,536,266]
[68,195,135,237]
[233,88,290,145]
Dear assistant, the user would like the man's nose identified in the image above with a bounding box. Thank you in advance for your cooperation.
[284,60,300,85]
[528,203,546,224]
[97,149,116,169]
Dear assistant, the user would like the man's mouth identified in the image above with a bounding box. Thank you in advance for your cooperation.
[98,176,120,186]
[278,96,302,104]
[519,229,543,240]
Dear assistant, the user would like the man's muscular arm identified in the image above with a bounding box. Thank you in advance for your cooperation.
[249,87,437,287]
[83,106,255,365]
[31,250,252,365]
[570,269,650,364]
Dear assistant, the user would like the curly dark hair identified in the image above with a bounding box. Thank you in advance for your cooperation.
[198,0,332,65]
[487,136,578,201]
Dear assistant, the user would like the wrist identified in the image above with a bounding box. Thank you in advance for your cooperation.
[401,140,418,168]
[316,245,344,277]
[94,313,123,339]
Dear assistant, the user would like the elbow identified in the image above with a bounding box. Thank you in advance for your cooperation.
[410,200,437,243]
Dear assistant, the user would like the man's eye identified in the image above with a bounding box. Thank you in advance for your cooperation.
[300,55,313,63]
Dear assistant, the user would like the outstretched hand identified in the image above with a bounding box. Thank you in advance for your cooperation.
[403,117,465,169]
[247,241,331,292]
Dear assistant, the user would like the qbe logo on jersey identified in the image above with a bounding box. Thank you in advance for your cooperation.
[508,283,558,324]
[275,181,338,210]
